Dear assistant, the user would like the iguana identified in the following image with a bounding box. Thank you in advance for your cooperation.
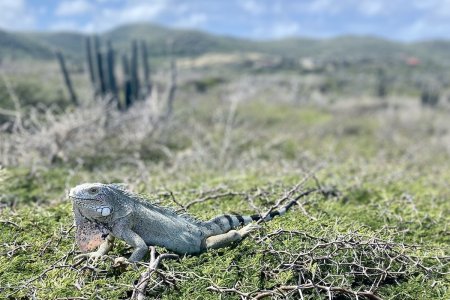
[69,183,315,262]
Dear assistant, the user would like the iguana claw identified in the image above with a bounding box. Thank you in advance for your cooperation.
[113,256,131,267]
[238,223,262,236]
[74,251,104,264]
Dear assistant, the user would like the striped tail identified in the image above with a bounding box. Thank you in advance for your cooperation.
[201,189,317,236]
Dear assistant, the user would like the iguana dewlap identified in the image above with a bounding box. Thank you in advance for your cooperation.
[69,183,305,262]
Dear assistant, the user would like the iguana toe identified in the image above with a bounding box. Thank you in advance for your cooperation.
[113,256,131,267]
[238,223,262,236]
[74,251,104,264]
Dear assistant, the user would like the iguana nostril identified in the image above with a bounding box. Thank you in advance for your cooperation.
[101,207,111,216]
[96,207,111,216]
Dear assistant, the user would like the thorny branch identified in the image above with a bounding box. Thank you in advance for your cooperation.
[199,179,448,300]
[207,226,449,300]
[208,283,384,300]
[183,191,247,211]
[131,246,179,300]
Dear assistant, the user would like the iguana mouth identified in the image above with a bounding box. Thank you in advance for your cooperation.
[69,196,102,201]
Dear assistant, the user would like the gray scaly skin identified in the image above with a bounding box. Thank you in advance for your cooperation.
[69,183,313,262]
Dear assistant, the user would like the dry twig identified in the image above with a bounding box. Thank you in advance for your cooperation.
[131,246,179,300]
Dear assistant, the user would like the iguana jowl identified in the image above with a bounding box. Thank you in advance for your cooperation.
[69,183,307,262]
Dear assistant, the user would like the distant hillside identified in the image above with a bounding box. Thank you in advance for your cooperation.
[20,32,86,59]
[1,23,450,64]
[102,23,258,56]
[0,29,53,60]
[17,23,257,62]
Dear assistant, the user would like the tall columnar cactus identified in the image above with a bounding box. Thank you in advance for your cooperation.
[376,67,387,98]
[122,54,133,110]
[421,85,439,107]
[106,40,118,99]
[96,50,106,95]
[85,37,96,89]
[56,51,78,106]
[93,35,102,95]
[141,40,151,96]
[83,36,154,109]
[130,40,140,101]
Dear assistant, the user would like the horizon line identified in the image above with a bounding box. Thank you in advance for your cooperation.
[2,22,449,44]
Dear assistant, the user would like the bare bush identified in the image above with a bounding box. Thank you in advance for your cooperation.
[0,90,165,168]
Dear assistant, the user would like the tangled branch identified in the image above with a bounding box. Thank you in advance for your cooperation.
[131,247,179,300]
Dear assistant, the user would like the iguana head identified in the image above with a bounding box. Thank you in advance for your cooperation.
[69,183,114,218]
[70,183,134,251]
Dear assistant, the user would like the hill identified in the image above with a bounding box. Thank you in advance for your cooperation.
[0,22,448,64]
[19,31,86,60]
[0,29,53,60]
[17,23,258,61]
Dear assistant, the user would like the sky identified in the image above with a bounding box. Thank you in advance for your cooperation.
[1,0,450,41]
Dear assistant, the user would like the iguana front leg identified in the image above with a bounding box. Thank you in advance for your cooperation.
[75,235,115,262]
[113,227,148,262]
[205,223,261,249]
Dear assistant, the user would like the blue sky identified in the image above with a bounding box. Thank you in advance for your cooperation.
[1,0,450,41]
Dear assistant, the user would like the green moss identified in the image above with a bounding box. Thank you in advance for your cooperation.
[1,169,448,299]
[0,168,69,206]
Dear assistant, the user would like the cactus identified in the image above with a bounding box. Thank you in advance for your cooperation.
[130,40,140,101]
[56,51,78,106]
[96,50,106,95]
[93,35,102,95]
[85,37,96,89]
[106,40,118,100]
[82,36,155,109]
[376,67,387,98]
[122,54,133,109]
[421,86,439,107]
[141,40,151,96]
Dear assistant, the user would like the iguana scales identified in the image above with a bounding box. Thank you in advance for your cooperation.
[69,183,314,262]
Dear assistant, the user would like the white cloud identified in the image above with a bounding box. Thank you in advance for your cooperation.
[399,19,447,40]
[303,0,395,17]
[254,21,300,39]
[412,0,450,13]
[48,21,80,32]
[306,0,340,14]
[61,0,168,33]
[430,0,450,17]
[0,0,24,11]
[0,0,35,30]
[271,21,300,38]
[359,2,383,16]
[55,0,93,16]
[114,2,166,22]
[173,3,190,15]
[174,13,208,28]
[94,2,165,29]
[240,0,266,15]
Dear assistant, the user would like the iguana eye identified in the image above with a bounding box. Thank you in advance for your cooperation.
[89,187,99,194]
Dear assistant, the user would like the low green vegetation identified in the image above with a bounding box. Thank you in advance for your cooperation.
[1,90,449,299]
[0,164,449,299]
